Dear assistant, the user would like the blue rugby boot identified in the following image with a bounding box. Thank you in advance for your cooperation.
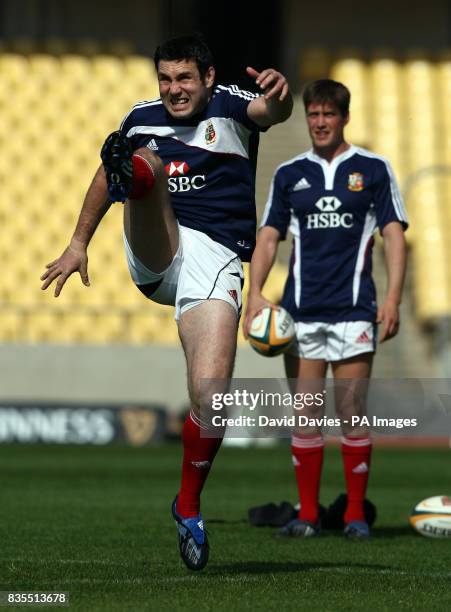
[100,130,133,203]
[276,518,321,538]
[344,520,370,540]
[172,496,209,571]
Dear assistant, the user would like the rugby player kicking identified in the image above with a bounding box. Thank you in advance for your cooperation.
[41,35,292,569]
[244,79,407,539]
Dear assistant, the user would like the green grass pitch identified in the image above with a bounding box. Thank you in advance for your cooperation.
[1,444,451,611]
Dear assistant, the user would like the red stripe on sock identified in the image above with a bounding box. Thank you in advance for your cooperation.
[177,413,223,518]
[130,154,155,199]
[341,436,372,523]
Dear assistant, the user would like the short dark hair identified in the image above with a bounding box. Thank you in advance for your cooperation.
[302,79,350,117]
[154,34,214,80]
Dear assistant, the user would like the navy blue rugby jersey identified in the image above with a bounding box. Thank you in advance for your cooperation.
[261,146,408,322]
[119,84,266,261]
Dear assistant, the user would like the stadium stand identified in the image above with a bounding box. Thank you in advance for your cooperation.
[1,49,168,344]
[368,51,404,180]
[330,49,370,147]
[328,50,451,322]
[1,47,450,347]
[0,47,293,346]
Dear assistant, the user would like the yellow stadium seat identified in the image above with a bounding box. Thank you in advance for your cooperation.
[26,311,62,343]
[369,53,405,180]
[92,55,123,81]
[128,311,178,344]
[29,54,60,78]
[123,56,159,98]
[436,56,451,165]
[265,264,288,303]
[0,53,29,79]
[27,309,111,344]
[330,50,370,146]
[0,311,22,341]
[408,177,451,319]
[56,312,97,343]
[86,312,126,343]
[403,58,439,174]
[60,54,91,79]
[123,55,154,77]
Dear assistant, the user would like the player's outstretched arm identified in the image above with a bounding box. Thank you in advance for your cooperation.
[246,66,293,128]
[243,226,281,338]
[40,164,112,297]
[377,221,407,342]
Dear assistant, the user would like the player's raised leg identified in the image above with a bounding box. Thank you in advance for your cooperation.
[277,355,327,537]
[332,354,373,539]
[172,300,238,570]
[101,131,179,273]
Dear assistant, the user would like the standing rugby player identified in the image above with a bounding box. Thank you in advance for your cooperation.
[41,35,292,569]
[244,79,407,539]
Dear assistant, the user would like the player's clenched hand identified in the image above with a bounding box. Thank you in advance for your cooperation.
[377,298,400,343]
[243,293,279,339]
[246,66,289,101]
[40,239,89,297]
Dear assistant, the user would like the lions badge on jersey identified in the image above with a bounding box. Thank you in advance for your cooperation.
[348,172,364,191]
[205,120,216,145]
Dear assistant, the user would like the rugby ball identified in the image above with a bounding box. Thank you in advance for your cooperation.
[409,495,451,538]
[248,306,295,357]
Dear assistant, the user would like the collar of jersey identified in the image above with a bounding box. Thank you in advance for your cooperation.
[306,144,357,168]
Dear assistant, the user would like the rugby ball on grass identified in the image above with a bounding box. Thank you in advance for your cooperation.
[409,496,451,538]
[248,306,295,357]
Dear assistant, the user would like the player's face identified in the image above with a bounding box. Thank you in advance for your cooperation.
[306,102,349,152]
[157,59,215,119]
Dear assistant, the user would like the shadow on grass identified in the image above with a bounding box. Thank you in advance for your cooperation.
[366,526,413,538]
[210,561,391,575]
[207,519,414,538]
[208,518,248,524]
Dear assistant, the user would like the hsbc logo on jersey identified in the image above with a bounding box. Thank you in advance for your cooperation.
[307,196,354,229]
[165,161,206,193]
[315,197,341,212]
[166,161,189,176]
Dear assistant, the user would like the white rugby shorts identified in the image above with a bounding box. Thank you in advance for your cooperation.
[123,225,244,320]
[287,320,377,361]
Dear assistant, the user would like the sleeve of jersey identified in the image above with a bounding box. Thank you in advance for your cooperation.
[260,170,291,239]
[373,160,408,233]
[219,85,268,132]
[119,107,142,150]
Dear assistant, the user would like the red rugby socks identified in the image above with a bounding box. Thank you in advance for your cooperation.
[291,434,324,525]
[341,435,372,524]
[130,154,155,199]
[176,412,223,518]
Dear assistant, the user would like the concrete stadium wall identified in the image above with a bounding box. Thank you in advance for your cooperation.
[0,344,286,413]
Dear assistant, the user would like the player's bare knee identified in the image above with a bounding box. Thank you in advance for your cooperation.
[191,384,213,415]
[301,404,324,420]
[336,406,364,425]
[191,380,228,419]
[190,404,201,420]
